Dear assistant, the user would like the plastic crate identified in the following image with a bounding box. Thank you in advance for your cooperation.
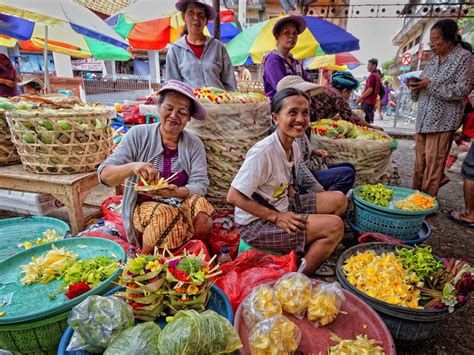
[0,189,62,216]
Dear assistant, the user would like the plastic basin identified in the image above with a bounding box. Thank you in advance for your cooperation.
[57,283,233,355]
[0,216,70,262]
[234,280,396,355]
[336,243,460,345]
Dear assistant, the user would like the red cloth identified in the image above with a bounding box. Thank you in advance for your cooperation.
[363,71,381,105]
[185,36,204,59]
[463,98,474,139]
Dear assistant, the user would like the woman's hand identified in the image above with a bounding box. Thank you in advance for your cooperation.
[409,77,430,91]
[313,149,329,159]
[274,211,307,234]
[133,162,158,182]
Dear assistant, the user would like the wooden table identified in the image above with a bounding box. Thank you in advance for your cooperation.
[0,164,101,235]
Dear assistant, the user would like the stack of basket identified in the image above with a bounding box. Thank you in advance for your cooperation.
[6,108,114,174]
[0,109,20,166]
[186,101,271,208]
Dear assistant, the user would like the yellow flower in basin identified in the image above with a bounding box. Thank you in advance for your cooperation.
[146,260,161,272]
[187,285,199,295]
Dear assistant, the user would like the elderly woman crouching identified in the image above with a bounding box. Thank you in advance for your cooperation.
[98,80,214,253]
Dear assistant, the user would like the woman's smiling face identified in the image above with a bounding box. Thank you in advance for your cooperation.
[158,91,192,135]
[272,95,310,139]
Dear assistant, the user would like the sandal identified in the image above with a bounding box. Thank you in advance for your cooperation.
[448,210,474,228]
[314,263,336,277]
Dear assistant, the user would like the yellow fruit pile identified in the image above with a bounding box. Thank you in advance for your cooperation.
[243,285,282,328]
[249,315,301,355]
[343,251,422,309]
[328,334,385,354]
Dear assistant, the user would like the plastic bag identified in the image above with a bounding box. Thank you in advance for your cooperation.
[273,272,312,319]
[307,282,345,327]
[102,196,126,240]
[66,295,135,353]
[249,315,301,355]
[214,250,297,312]
[104,322,161,355]
[243,284,282,329]
[157,309,242,354]
[210,210,240,259]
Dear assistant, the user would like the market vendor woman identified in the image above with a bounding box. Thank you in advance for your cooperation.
[99,80,214,253]
[166,0,236,91]
[227,88,347,276]
[263,15,310,99]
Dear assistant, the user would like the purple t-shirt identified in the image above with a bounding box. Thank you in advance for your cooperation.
[381,87,392,106]
[263,51,310,99]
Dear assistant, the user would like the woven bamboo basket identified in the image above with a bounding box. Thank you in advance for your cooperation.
[0,110,20,166]
[6,108,113,174]
[186,101,271,208]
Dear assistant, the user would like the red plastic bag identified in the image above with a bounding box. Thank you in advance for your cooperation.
[214,250,297,312]
[210,210,240,259]
[102,196,126,240]
[172,240,211,262]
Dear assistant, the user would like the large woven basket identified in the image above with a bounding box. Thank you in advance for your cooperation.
[0,110,20,166]
[6,108,113,174]
[186,101,271,208]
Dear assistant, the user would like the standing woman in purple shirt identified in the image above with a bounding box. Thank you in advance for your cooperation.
[263,16,311,99]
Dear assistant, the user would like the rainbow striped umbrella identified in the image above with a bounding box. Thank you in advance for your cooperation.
[303,52,361,71]
[0,0,130,60]
[107,7,241,50]
[227,15,359,65]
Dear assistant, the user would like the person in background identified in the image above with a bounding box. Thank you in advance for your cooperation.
[408,19,473,197]
[379,80,392,120]
[277,74,357,195]
[98,80,215,253]
[166,0,236,91]
[263,15,310,99]
[238,65,252,82]
[0,54,21,98]
[227,88,347,276]
[355,58,381,124]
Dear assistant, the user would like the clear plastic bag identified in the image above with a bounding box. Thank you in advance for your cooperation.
[242,284,282,329]
[104,322,161,355]
[307,282,345,327]
[273,272,312,320]
[66,295,135,353]
[249,315,301,355]
[157,309,242,354]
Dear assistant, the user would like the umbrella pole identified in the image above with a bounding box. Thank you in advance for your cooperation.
[43,25,50,94]
[212,0,220,40]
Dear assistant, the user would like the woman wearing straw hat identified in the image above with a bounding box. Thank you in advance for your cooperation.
[99,80,215,253]
[263,15,310,99]
[166,0,237,91]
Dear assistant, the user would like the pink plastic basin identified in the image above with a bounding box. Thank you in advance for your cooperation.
[234,280,396,354]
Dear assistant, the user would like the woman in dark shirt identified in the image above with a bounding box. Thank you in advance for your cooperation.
[0,54,20,98]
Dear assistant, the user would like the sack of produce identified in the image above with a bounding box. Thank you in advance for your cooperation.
[249,315,301,355]
[104,322,161,355]
[6,107,113,174]
[310,119,395,184]
[157,309,242,354]
[242,284,282,329]
[66,295,135,352]
[307,282,345,327]
[273,272,312,319]
[186,92,270,207]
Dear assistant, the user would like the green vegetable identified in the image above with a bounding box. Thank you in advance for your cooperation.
[357,183,394,207]
[38,120,54,131]
[396,245,443,280]
[104,322,160,355]
[177,257,203,274]
[157,309,242,354]
[38,133,53,144]
[22,133,34,143]
[0,102,17,110]
[57,120,72,130]
[67,295,135,353]
[62,256,120,288]
[127,256,155,275]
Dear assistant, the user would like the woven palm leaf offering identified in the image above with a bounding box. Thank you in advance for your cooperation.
[118,255,167,321]
[131,174,176,192]
[164,249,221,314]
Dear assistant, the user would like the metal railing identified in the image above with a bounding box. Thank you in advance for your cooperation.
[82,74,162,95]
